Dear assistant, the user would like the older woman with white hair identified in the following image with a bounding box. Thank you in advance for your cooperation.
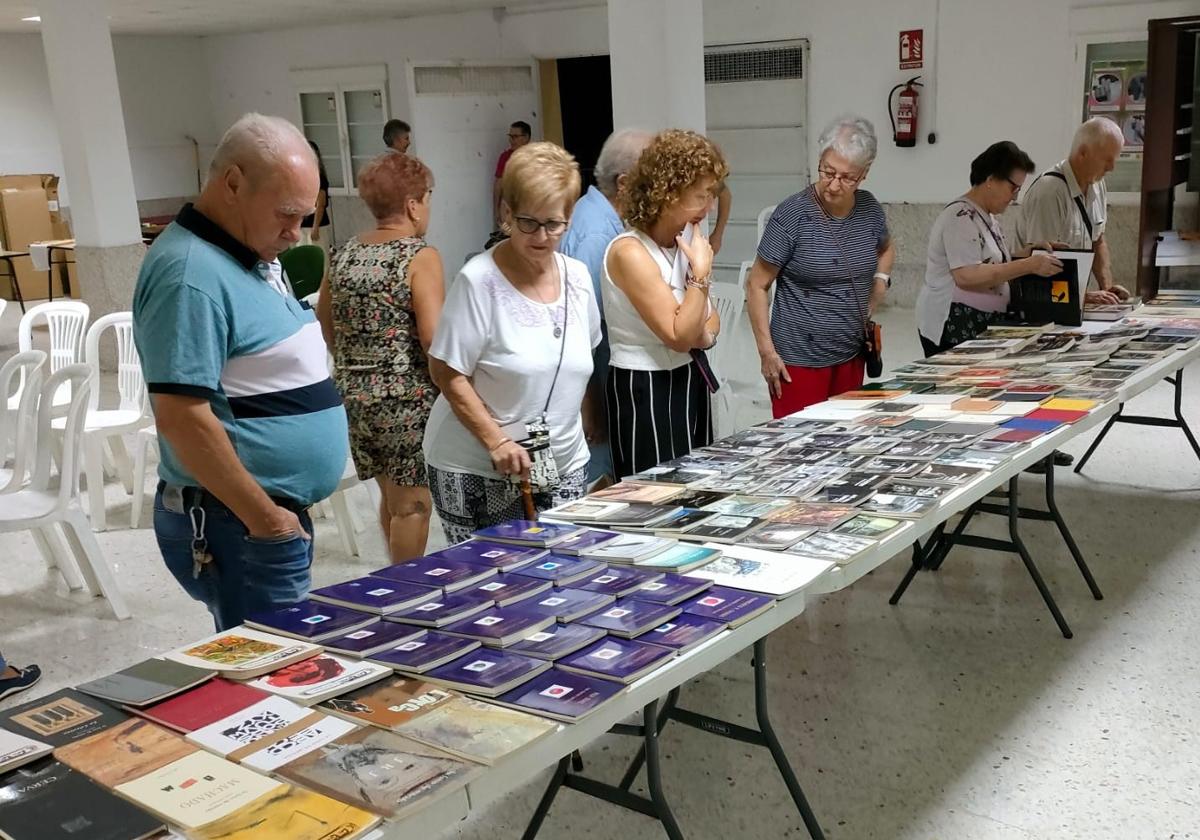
[746,115,896,415]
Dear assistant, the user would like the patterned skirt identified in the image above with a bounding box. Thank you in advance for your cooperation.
[338,368,438,487]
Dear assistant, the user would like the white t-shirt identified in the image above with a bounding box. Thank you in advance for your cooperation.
[423,248,602,478]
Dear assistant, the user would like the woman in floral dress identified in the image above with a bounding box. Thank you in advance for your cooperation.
[317,151,444,562]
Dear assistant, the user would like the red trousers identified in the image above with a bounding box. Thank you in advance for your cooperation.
[770,357,866,419]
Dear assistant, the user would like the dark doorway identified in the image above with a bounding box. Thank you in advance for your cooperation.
[556,55,613,188]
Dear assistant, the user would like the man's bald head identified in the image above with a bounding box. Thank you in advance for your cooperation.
[208,113,316,189]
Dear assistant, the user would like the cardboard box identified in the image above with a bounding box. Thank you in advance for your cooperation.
[0,173,73,302]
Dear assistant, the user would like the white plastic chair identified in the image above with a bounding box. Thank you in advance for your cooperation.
[757,204,777,245]
[55,312,151,531]
[0,364,130,619]
[709,282,746,438]
[7,301,89,415]
[0,351,45,493]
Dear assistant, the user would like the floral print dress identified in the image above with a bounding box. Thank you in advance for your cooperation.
[329,236,438,486]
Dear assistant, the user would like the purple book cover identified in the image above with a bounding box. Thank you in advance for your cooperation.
[575,566,665,598]
[680,586,775,625]
[551,529,623,555]
[628,575,713,605]
[506,623,606,660]
[558,638,676,682]
[510,553,607,584]
[321,620,425,656]
[424,647,548,691]
[244,600,374,639]
[517,587,615,622]
[638,613,727,650]
[430,540,548,571]
[578,599,681,637]
[309,576,438,612]
[471,520,585,547]
[496,667,624,719]
[440,607,555,643]
[367,631,480,671]
[370,556,498,591]
[464,573,552,606]
[383,589,495,626]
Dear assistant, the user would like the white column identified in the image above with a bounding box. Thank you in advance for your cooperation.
[38,0,141,248]
[607,0,706,133]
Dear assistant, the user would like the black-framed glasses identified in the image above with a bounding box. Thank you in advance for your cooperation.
[817,167,866,186]
[1004,177,1023,193]
[513,215,568,235]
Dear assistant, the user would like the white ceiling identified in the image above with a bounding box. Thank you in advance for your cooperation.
[0,0,580,35]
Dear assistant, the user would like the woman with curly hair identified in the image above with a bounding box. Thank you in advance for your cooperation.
[603,129,726,479]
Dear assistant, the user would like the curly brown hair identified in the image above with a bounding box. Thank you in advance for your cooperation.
[620,129,729,230]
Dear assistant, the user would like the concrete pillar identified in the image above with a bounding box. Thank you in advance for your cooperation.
[607,0,706,133]
[38,0,145,319]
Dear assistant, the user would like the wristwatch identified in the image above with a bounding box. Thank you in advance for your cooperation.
[873,272,891,288]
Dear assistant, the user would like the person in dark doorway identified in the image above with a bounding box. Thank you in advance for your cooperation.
[384,119,412,154]
[494,121,532,225]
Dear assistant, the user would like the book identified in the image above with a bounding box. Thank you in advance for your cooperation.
[493,668,625,722]
[0,730,51,775]
[75,659,215,708]
[510,553,608,586]
[1025,408,1089,424]
[909,463,984,486]
[1040,397,1099,412]
[550,529,623,555]
[423,648,551,697]
[163,628,322,679]
[594,503,686,529]
[114,750,283,831]
[835,514,903,538]
[790,531,877,564]
[627,574,713,605]
[647,508,717,535]
[0,759,165,840]
[932,448,1009,470]
[764,503,858,530]
[883,440,950,460]
[440,606,558,647]
[429,539,548,571]
[237,714,359,772]
[578,599,682,638]
[1000,417,1064,433]
[516,587,615,622]
[185,696,316,759]
[244,600,376,642]
[700,495,797,518]
[588,482,684,504]
[506,623,607,660]
[577,533,675,563]
[740,523,818,551]
[463,572,553,607]
[639,613,727,652]
[321,619,426,658]
[541,498,630,521]
[472,520,586,547]
[54,718,196,787]
[858,455,928,476]
[319,676,457,729]
[308,576,439,614]
[575,566,665,597]
[807,474,878,506]
[136,679,270,734]
[366,632,482,675]
[680,586,776,627]
[679,513,763,543]
[382,589,494,627]
[857,493,940,519]
[634,542,721,573]
[557,638,677,684]
[188,786,380,840]
[0,689,128,748]
[690,543,834,597]
[249,654,392,706]
[370,556,499,592]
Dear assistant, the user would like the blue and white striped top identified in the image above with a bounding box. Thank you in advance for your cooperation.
[757,187,889,367]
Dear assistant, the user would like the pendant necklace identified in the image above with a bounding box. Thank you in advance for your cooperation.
[529,257,564,338]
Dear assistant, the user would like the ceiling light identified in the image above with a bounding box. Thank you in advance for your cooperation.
[22,16,41,22]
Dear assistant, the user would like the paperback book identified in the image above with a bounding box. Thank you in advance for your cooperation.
[790,531,877,564]
[835,515,903,538]
[472,520,587,547]
[627,574,713,605]
[0,689,128,748]
[740,523,817,551]
[634,542,721,573]
[516,587,615,622]
[308,576,439,615]
[185,696,316,760]
[577,599,682,638]
[589,482,685,504]
[366,631,482,674]
[53,718,197,788]
[506,623,607,660]
[690,543,834,597]
[764,503,858,530]
[577,533,675,563]
[163,629,322,679]
[185,785,380,840]
[493,668,625,722]
[557,638,677,684]
[678,513,764,543]
[244,600,376,642]
[463,572,553,607]
[136,678,270,734]
[75,659,215,707]
[429,540,549,571]
[680,586,776,627]
[321,620,426,658]
[0,730,52,775]
[371,556,499,592]
[857,493,940,519]
[550,529,623,555]
[510,553,608,585]
[422,648,551,697]
[575,566,665,597]
[383,589,494,627]
[440,606,557,647]
[638,613,728,652]
[249,654,392,706]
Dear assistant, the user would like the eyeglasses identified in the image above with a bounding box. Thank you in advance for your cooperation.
[1004,177,1023,193]
[817,167,866,187]
[513,215,568,236]
[507,133,527,140]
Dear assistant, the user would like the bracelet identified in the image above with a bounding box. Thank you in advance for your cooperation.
[686,274,711,290]
[488,437,512,454]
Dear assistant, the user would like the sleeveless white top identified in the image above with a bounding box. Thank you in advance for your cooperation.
[602,226,695,372]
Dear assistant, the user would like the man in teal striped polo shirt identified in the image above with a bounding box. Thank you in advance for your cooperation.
[134,113,349,631]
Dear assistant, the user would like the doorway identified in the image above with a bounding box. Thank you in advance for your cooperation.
[540,55,613,187]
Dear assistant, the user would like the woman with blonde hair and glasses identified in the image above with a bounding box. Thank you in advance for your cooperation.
[746,115,897,416]
[423,142,601,543]
[603,129,727,479]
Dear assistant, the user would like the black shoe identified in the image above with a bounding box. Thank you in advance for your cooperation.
[0,664,42,702]
[1025,451,1074,474]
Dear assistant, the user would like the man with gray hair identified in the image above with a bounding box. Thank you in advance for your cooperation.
[560,128,653,484]
[133,113,349,631]
[1014,117,1129,303]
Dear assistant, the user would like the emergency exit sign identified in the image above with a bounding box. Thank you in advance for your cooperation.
[899,29,923,70]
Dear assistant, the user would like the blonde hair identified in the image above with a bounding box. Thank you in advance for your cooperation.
[621,129,729,231]
[500,142,582,217]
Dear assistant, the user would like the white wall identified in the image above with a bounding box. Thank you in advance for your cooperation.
[0,34,65,180]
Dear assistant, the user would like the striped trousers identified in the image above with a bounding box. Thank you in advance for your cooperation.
[605,361,712,480]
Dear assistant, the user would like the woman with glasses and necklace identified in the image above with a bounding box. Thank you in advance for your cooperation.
[747,115,896,417]
[916,141,1062,357]
[603,129,727,479]
[423,142,601,543]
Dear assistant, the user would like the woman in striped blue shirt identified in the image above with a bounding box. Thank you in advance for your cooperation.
[746,115,896,417]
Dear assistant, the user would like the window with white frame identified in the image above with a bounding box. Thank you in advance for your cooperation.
[292,65,390,195]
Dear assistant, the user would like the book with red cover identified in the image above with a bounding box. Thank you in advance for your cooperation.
[1024,408,1089,424]
[135,678,269,734]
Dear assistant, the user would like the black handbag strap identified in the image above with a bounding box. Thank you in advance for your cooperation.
[1040,171,1093,240]
[541,254,570,416]
[944,199,1009,263]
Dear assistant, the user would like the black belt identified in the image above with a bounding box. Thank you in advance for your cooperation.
[160,481,310,516]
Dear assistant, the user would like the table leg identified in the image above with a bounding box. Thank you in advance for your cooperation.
[888,540,928,605]
[618,687,680,791]
[1008,467,1073,639]
[1042,457,1102,600]
[1172,369,1200,463]
[642,698,686,840]
[1074,406,1122,473]
[519,756,570,840]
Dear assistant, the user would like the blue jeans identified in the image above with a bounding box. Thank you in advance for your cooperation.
[153,484,314,632]
[0,651,6,671]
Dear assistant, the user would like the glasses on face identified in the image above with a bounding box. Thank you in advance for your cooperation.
[1004,177,1023,193]
[817,167,866,187]
[508,133,526,141]
[513,215,567,236]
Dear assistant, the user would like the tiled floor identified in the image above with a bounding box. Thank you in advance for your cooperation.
[3,301,1199,839]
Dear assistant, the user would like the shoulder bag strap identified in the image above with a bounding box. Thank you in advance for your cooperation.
[1040,171,1093,240]
[541,254,570,416]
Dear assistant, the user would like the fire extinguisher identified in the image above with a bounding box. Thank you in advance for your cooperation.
[889,76,923,147]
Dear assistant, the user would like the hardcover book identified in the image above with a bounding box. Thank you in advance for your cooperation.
[75,659,215,708]
[366,632,482,674]
[493,668,625,722]
[370,556,499,592]
[185,696,316,759]
[137,678,270,734]
[510,553,608,585]
[308,576,439,614]
[639,613,727,652]
[516,587,615,622]
[54,718,196,787]
[321,620,426,658]
[188,784,380,840]
[440,607,557,647]
[0,689,128,748]
[462,572,553,607]
[680,586,776,627]
[429,539,548,571]
[0,730,51,775]
[634,543,721,573]
[627,574,713,605]
[575,566,665,597]
[163,628,322,679]
[557,638,676,684]
[249,654,392,706]
[577,599,681,638]
[690,543,834,597]
[384,589,495,627]
[506,623,607,660]
[472,520,586,547]
[423,648,551,697]
[244,600,376,643]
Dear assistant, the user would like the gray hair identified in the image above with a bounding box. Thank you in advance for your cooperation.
[208,112,315,185]
[594,128,654,197]
[817,114,878,169]
[1071,116,1124,154]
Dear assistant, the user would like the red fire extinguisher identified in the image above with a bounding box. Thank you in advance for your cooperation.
[889,76,923,147]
